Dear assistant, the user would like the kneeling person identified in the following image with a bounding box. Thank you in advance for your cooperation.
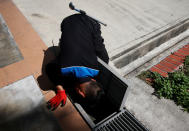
[46,13,109,110]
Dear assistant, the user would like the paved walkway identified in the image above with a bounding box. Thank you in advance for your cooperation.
[150,44,189,77]
[0,1,90,131]
[0,76,61,131]
[1,1,189,131]
[13,0,189,58]
[126,77,189,131]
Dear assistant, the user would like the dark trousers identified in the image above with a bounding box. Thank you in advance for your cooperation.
[45,62,63,86]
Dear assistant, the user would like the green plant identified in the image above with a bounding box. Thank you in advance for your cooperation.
[138,71,154,85]
[184,56,189,76]
[138,56,189,112]
[169,72,189,86]
[151,71,189,112]
[138,70,153,79]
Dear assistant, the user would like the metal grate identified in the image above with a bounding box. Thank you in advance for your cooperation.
[94,109,149,131]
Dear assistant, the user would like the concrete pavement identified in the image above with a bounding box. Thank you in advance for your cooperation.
[5,0,189,131]
[125,77,189,131]
[13,0,189,58]
[0,1,91,130]
[0,76,61,131]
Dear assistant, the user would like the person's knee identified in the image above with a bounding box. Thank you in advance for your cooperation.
[45,63,62,86]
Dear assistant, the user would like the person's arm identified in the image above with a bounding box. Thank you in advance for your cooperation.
[45,63,67,111]
[91,21,109,64]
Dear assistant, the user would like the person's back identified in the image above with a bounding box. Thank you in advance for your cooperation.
[58,14,109,69]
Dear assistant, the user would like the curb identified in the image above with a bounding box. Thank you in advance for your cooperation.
[149,44,189,77]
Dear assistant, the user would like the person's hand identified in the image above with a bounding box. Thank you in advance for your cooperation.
[47,90,67,111]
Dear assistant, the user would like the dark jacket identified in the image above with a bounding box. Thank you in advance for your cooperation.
[46,14,109,87]
[58,14,109,69]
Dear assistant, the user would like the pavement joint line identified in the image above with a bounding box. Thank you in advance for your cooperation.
[182,47,189,51]
[165,59,184,67]
[169,53,185,60]
[167,55,184,63]
[184,44,189,48]
[178,49,189,55]
[152,65,168,73]
[121,30,189,76]
[8,1,189,130]
[150,66,168,77]
[160,60,179,70]
[155,64,173,73]
[173,52,186,58]
[164,57,183,66]
[150,66,168,73]
[180,48,189,52]
[150,44,189,77]
[175,51,189,57]
[110,15,189,60]
[159,64,175,73]
[0,1,89,130]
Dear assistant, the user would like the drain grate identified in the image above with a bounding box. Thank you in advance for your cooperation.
[94,109,148,131]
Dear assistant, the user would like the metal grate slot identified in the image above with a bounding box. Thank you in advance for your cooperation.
[120,114,137,130]
[112,121,122,131]
[109,122,118,130]
[106,124,114,131]
[94,110,149,131]
[117,116,132,130]
[124,111,147,131]
[103,126,110,131]
[98,127,105,131]
[122,113,141,130]
[115,118,129,131]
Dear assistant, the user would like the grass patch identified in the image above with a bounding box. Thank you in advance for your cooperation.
[138,56,189,112]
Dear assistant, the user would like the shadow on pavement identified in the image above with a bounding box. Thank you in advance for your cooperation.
[37,46,60,91]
